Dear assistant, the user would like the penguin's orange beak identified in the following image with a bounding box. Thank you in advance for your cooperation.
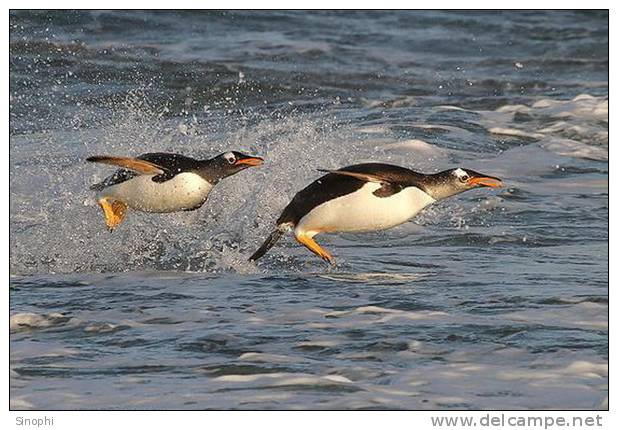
[235,156,264,167]
[467,176,503,188]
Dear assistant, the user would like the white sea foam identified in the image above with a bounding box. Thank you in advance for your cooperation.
[214,372,353,386]
[317,272,425,283]
[541,137,608,161]
[478,94,608,162]
[238,352,304,364]
[382,138,448,158]
[10,312,69,332]
[9,397,34,410]
[324,305,448,322]
[83,322,120,333]
[504,301,608,330]
[488,127,544,139]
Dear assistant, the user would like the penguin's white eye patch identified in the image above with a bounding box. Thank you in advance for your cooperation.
[224,152,236,164]
[452,168,470,182]
[453,168,467,177]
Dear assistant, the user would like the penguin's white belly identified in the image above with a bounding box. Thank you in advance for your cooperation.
[100,172,213,213]
[296,183,435,235]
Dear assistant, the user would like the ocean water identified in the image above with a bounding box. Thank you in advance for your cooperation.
[9,10,608,410]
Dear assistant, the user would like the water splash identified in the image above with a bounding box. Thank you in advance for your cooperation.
[10,90,391,274]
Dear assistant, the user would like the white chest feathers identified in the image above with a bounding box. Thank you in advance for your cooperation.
[296,182,436,236]
[100,172,213,213]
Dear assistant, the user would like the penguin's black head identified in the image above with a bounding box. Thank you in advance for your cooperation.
[203,151,263,182]
[425,168,502,199]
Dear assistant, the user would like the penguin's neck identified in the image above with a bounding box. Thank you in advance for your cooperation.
[194,159,226,184]
[419,171,464,201]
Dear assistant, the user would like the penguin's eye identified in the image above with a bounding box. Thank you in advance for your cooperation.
[224,153,236,164]
[459,174,469,183]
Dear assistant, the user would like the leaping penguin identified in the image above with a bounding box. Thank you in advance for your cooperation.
[249,163,502,264]
[87,151,263,231]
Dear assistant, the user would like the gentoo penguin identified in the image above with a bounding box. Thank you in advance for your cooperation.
[87,151,263,231]
[249,163,502,264]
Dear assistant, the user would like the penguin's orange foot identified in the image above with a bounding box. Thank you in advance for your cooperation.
[98,198,127,231]
[295,233,335,265]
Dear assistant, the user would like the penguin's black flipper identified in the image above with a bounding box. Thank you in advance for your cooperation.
[87,156,166,175]
[372,183,405,198]
[317,169,389,184]
[249,227,286,261]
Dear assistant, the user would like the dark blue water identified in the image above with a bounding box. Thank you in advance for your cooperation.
[10,10,607,410]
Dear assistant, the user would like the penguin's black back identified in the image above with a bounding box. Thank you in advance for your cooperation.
[137,153,201,173]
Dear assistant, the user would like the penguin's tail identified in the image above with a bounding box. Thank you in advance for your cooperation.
[249,224,288,261]
[90,182,106,191]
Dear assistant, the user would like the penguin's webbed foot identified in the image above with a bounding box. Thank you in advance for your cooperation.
[98,198,127,231]
[295,233,335,265]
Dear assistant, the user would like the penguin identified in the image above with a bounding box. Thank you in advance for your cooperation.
[249,163,502,264]
[87,151,263,231]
